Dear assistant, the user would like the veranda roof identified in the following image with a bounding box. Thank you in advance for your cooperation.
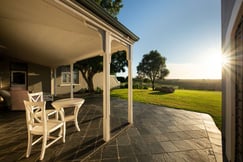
[0,0,139,67]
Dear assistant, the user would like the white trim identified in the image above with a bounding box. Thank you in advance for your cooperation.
[222,1,242,160]
[223,0,243,49]
[59,84,80,87]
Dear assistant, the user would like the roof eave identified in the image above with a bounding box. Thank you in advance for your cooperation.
[75,0,139,42]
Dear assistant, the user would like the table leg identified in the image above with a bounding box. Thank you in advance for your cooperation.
[59,108,66,142]
[74,105,81,131]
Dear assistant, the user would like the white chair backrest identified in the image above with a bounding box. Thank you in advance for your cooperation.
[24,101,47,130]
[28,92,44,102]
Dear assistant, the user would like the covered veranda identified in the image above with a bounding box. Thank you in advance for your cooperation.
[0,0,138,142]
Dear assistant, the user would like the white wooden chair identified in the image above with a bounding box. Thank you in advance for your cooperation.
[28,92,57,118]
[23,101,65,160]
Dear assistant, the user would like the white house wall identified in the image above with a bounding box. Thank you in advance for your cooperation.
[54,70,120,95]
[221,0,243,161]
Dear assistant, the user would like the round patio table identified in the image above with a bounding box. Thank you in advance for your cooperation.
[51,98,85,133]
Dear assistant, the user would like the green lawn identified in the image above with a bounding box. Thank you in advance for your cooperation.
[111,89,222,129]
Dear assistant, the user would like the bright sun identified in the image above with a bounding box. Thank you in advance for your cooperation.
[201,49,224,79]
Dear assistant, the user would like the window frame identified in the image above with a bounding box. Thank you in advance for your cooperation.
[61,70,79,85]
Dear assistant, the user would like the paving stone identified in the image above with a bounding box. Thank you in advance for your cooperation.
[147,142,165,154]
[120,156,137,162]
[118,145,134,157]
[102,146,118,159]
[117,133,131,145]
[101,158,119,162]
[141,135,158,144]
[185,130,208,138]
[172,140,197,151]
[136,154,153,162]
[192,138,212,149]
[160,141,179,152]
[167,131,191,141]
[155,134,170,142]
[127,127,140,137]
[152,154,166,162]
[88,150,102,161]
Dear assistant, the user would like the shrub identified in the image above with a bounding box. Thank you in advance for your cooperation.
[143,78,150,83]
[154,86,175,93]
[120,83,128,89]
[117,76,126,83]
[143,85,148,89]
[95,87,102,94]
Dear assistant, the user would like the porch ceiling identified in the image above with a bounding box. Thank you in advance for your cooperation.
[0,0,126,67]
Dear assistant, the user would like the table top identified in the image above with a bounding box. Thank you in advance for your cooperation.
[51,98,85,109]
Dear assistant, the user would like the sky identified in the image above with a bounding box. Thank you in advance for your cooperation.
[116,0,221,79]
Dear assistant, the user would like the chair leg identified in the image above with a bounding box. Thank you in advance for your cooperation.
[40,134,47,160]
[62,123,66,143]
[55,111,58,120]
[26,132,32,158]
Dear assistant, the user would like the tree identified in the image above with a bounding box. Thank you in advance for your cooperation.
[137,50,169,91]
[93,0,123,18]
[110,50,127,74]
[75,56,103,93]
[75,51,127,92]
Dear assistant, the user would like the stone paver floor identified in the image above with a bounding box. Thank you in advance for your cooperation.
[84,98,222,162]
[0,94,222,162]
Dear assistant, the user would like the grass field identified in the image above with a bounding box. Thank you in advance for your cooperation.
[111,89,222,129]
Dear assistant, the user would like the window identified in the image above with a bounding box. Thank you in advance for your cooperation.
[61,66,79,84]
[11,71,26,85]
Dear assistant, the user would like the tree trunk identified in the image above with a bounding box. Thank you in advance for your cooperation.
[80,70,95,93]
[151,79,155,91]
[87,76,95,93]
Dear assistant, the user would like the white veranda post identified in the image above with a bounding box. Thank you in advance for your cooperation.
[103,31,111,142]
[128,45,133,124]
[51,68,57,97]
[70,64,74,98]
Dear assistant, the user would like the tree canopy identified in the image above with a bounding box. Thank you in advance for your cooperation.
[110,50,127,74]
[137,50,169,90]
[93,0,123,18]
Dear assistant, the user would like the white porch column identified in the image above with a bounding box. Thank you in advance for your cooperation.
[51,68,57,97]
[70,64,74,98]
[128,45,133,124]
[51,68,54,96]
[54,68,57,96]
[103,31,111,142]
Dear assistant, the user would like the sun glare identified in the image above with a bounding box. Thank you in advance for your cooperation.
[201,49,224,79]
[221,53,230,67]
[166,49,230,79]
